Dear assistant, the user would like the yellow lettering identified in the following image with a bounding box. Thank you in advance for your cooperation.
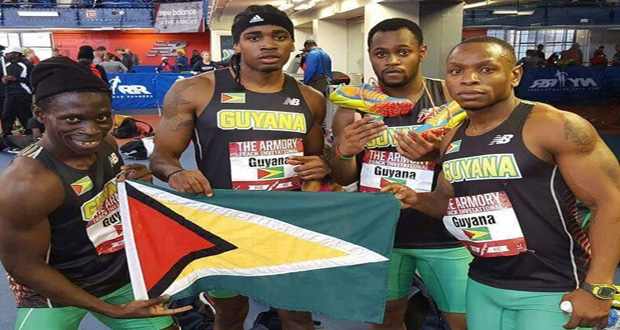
[470,158,483,179]
[278,112,293,130]
[218,111,235,128]
[292,114,306,133]
[498,155,519,178]
[481,155,498,177]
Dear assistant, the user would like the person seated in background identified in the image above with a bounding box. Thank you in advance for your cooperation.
[589,49,608,67]
[191,51,219,74]
[156,57,173,73]
[546,52,560,67]
[0,117,45,153]
[518,49,545,68]
[99,52,128,74]
[174,49,190,72]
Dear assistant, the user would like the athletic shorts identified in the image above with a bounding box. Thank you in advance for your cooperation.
[466,278,588,330]
[387,246,472,313]
[15,284,174,330]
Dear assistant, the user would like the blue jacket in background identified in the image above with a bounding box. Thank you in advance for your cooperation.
[303,48,332,84]
[175,55,190,72]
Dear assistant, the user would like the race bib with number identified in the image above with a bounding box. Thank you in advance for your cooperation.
[359,150,435,193]
[229,138,304,191]
[443,191,528,257]
[81,179,124,255]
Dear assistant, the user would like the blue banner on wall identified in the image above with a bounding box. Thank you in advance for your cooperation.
[517,67,620,105]
[109,73,193,110]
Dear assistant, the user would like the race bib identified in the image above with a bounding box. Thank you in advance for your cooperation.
[443,191,528,257]
[81,179,124,255]
[359,150,435,193]
[229,138,304,191]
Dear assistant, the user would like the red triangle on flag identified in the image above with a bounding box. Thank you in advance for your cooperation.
[221,94,233,103]
[128,196,219,292]
[71,185,83,195]
[257,169,270,179]
[380,178,390,187]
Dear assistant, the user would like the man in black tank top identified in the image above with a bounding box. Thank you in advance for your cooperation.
[383,37,620,330]
[330,19,469,330]
[0,57,189,330]
[150,5,329,330]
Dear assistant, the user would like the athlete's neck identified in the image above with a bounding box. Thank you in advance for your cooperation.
[378,73,425,101]
[234,66,285,93]
[38,137,97,170]
[465,94,521,135]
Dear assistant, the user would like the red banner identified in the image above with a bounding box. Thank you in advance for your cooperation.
[52,31,210,66]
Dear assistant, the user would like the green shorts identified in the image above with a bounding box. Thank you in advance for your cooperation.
[15,284,174,330]
[387,246,472,313]
[467,278,589,330]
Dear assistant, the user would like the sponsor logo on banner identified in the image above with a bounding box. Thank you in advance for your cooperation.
[528,70,599,92]
[81,179,124,254]
[109,76,153,100]
[445,140,461,155]
[218,110,307,133]
[154,2,203,33]
[146,40,189,57]
[221,93,246,104]
[71,176,94,196]
[442,153,522,183]
[85,10,97,19]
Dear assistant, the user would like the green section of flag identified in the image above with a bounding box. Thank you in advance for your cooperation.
[464,226,492,241]
[221,93,246,104]
[445,140,462,155]
[257,166,285,179]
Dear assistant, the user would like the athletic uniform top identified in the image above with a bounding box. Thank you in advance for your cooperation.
[192,61,219,73]
[359,78,461,249]
[11,142,128,308]
[5,59,34,95]
[442,101,590,292]
[192,69,314,190]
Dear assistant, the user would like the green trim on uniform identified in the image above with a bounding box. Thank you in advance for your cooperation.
[208,290,241,299]
[387,246,472,313]
[15,284,173,330]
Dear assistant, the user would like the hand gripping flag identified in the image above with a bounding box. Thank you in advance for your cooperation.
[118,181,400,323]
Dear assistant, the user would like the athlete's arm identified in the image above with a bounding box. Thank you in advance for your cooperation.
[0,159,190,319]
[526,106,620,329]
[150,76,213,195]
[291,84,330,181]
[330,107,386,186]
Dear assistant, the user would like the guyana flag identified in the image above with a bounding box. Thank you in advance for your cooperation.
[464,227,492,241]
[119,181,400,323]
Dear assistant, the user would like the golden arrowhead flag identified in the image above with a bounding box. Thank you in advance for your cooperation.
[119,181,400,323]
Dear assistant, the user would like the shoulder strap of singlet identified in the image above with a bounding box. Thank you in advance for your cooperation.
[512,101,536,134]
[213,68,238,93]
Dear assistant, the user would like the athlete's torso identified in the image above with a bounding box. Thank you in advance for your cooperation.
[360,78,461,249]
[193,69,314,191]
[11,142,128,308]
[442,101,590,291]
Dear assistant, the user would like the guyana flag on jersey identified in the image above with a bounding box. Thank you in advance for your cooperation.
[119,181,400,323]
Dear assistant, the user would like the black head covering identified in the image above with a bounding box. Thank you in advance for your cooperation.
[77,45,94,61]
[31,56,110,103]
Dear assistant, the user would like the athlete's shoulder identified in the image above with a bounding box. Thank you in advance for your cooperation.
[175,70,215,91]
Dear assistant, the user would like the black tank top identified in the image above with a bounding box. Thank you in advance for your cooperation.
[442,101,590,292]
[359,78,461,248]
[11,142,128,308]
[193,69,314,190]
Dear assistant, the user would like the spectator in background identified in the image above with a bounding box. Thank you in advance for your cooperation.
[589,49,608,67]
[174,49,190,72]
[156,57,173,73]
[127,48,140,68]
[535,44,545,60]
[189,49,201,67]
[518,49,546,68]
[93,46,106,64]
[99,52,128,74]
[77,45,109,85]
[52,48,62,57]
[558,43,582,66]
[23,48,40,65]
[302,39,332,97]
[612,44,620,66]
[546,52,560,67]
[191,51,219,74]
[1,46,33,138]
[115,47,132,72]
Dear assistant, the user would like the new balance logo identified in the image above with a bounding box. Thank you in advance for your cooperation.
[489,134,514,145]
[283,97,300,106]
[249,15,264,23]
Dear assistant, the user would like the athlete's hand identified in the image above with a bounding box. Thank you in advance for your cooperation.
[337,113,387,158]
[168,169,213,197]
[561,289,611,329]
[1,75,16,84]
[394,130,441,161]
[289,155,331,180]
[108,295,192,319]
[117,164,153,183]
[381,183,419,209]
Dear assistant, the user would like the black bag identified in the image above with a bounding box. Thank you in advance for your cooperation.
[119,137,154,160]
[112,117,154,139]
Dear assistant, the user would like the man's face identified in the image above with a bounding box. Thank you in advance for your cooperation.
[193,50,199,56]
[36,92,113,156]
[368,28,427,88]
[234,25,294,73]
[445,43,522,111]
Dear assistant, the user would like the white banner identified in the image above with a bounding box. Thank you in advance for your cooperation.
[155,1,204,33]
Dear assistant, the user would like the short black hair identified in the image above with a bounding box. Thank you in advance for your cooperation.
[304,40,317,49]
[367,18,423,48]
[450,36,517,64]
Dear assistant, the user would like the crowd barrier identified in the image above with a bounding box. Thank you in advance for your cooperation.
[108,72,194,110]
[516,66,620,105]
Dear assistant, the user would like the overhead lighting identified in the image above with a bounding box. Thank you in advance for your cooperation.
[17,11,59,17]
[278,3,294,10]
[517,10,535,15]
[292,0,304,3]
[293,3,313,10]
[492,10,535,15]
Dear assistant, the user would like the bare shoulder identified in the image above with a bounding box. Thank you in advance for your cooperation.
[163,71,216,118]
[0,157,65,220]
